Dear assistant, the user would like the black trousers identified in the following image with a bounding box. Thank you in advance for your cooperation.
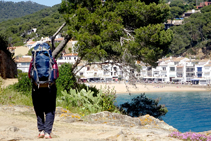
[32,84,57,134]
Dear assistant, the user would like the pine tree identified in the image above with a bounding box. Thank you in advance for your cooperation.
[53,0,173,73]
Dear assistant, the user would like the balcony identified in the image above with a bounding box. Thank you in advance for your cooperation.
[186,77,194,81]
[204,69,210,72]
[176,69,183,72]
[186,74,194,77]
[177,74,183,77]
[147,73,152,77]
[186,68,195,72]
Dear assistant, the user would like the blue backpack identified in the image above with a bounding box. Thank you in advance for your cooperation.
[30,43,57,88]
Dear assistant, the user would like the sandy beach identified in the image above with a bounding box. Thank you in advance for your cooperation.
[88,82,209,94]
[1,79,209,94]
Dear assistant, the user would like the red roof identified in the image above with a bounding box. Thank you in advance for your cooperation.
[63,53,78,57]
[27,41,36,45]
[15,58,31,63]
[55,38,64,41]
[7,47,16,49]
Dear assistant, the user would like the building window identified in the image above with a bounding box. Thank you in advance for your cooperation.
[80,72,83,76]
[114,67,117,71]
[147,67,152,71]
[205,73,210,76]
[111,72,113,76]
[197,73,202,78]
[21,62,29,66]
[170,67,175,71]
[205,67,209,70]
[197,67,202,72]
[87,67,90,71]
[163,67,166,71]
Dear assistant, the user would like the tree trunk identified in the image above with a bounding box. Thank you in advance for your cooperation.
[52,34,72,58]
[51,22,67,51]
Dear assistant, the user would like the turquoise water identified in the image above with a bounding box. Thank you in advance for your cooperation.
[115,91,211,132]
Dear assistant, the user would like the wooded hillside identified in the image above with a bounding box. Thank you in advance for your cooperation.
[0,1,48,23]
[1,0,211,59]
[0,4,65,46]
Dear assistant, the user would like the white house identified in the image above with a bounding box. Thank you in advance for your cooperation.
[57,53,78,66]
[15,56,32,73]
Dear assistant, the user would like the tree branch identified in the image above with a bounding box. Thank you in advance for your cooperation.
[72,56,84,74]
[120,37,131,46]
[52,34,72,58]
[123,28,134,40]
[51,14,76,55]
[51,22,66,51]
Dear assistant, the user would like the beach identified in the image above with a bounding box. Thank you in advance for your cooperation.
[88,82,209,94]
[1,79,209,93]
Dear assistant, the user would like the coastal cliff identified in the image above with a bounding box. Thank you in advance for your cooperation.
[0,105,182,141]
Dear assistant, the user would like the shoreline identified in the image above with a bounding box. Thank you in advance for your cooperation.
[88,83,209,94]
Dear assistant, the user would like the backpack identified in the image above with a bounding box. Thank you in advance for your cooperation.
[30,42,58,88]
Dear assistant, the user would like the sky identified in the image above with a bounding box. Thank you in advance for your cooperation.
[2,0,62,7]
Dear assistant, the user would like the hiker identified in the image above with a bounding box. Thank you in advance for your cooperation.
[28,42,59,139]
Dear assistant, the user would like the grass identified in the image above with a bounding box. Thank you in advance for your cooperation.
[0,85,88,117]
[0,86,33,106]
[0,84,120,117]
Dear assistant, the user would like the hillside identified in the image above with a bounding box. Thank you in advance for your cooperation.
[0,1,211,59]
[0,4,65,46]
[0,1,49,23]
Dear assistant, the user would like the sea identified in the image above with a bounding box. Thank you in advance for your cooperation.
[115,91,211,133]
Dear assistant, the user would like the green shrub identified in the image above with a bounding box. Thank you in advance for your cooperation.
[17,69,23,75]
[56,63,101,97]
[77,83,99,96]
[56,63,77,96]
[57,86,119,116]
[120,93,168,119]
[12,72,32,95]
[99,85,117,112]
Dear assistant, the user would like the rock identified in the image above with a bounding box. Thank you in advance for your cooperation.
[0,105,33,114]
[117,134,125,141]
[55,107,83,123]
[84,111,178,132]
[0,105,181,141]
[5,126,19,132]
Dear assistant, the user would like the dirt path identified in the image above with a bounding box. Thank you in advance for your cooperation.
[1,78,18,88]
[0,105,181,141]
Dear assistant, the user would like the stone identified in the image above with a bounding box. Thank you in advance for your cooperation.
[5,126,19,132]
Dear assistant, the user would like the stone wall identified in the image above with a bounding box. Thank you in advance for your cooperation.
[0,50,17,79]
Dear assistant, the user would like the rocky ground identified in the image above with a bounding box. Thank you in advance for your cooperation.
[0,105,182,141]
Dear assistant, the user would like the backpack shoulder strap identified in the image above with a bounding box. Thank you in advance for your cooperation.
[33,50,40,88]
[47,49,54,87]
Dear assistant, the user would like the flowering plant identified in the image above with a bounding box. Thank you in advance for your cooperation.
[169,131,211,141]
